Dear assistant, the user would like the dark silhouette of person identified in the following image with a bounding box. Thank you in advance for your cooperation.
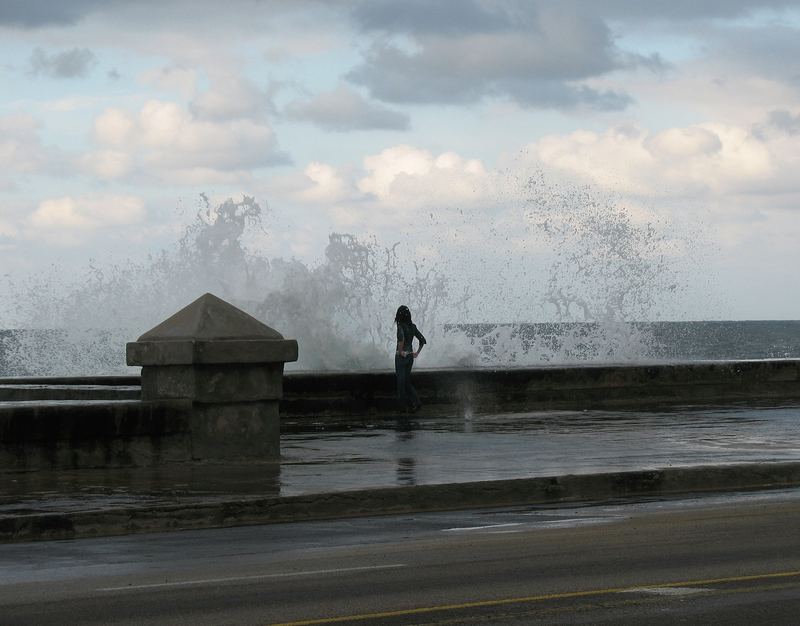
[395,305,426,412]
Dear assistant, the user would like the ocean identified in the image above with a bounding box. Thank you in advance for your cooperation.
[450,320,800,362]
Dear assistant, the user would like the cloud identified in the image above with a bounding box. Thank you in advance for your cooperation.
[348,1,800,114]
[352,0,518,35]
[357,145,487,202]
[28,47,97,78]
[316,145,490,214]
[532,122,778,197]
[0,216,18,241]
[0,0,107,27]
[767,110,800,135]
[92,108,135,145]
[189,75,273,122]
[29,194,146,231]
[660,21,800,102]
[0,114,53,188]
[140,65,199,99]
[83,98,288,184]
[576,0,798,21]
[0,0,325,38]
[644,127,723,161]
[352,0,798,33]
[78,149,133,180]
[264,30,345,63]
[296,162,353,203]
[272,144,494,235]
[3,0,788,31]
[348,4,635,110]
[285,84,409,131]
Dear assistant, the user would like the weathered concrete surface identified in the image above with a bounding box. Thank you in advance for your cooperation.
[0,384,140,402]
[0,401,191,470]
[0,376,140,386]
[140,364,283,402]
[2,462,800,542]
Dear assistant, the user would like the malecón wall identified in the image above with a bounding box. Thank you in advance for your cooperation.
[3,360,800,470]
[280,359,800,416]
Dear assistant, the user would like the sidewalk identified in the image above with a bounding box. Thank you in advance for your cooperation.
[3,403,800,542]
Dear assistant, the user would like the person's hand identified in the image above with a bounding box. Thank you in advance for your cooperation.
[412,351,419,358]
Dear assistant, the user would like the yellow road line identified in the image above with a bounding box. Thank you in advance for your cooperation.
[268,569,800,626]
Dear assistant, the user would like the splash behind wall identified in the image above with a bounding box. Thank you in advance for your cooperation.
[0,177,699,375]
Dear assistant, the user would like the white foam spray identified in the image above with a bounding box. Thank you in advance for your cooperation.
[0,174,701,375]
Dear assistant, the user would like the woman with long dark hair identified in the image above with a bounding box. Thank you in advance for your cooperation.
[395,305,426,412]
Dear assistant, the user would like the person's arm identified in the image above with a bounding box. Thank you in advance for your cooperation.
[413,326,426,358]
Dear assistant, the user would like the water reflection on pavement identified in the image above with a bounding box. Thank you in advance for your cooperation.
[280,403,800,494]
[2,403,799,514]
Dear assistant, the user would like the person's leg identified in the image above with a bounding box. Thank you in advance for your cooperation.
[395,355,408,409]
[405,359,420,410]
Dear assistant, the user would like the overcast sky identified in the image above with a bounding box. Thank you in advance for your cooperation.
[1,0,800,321]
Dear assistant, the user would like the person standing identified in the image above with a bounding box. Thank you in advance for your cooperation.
[394,305,426,412]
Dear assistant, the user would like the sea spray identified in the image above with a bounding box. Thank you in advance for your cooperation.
[526,175,683,323]
[430,174,691,365]
[0,195,460,373]
[0,174,698,375]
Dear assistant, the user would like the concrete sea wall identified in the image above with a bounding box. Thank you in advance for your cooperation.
[0,400,192,469]
[2,359,800,470]
[281,359,800,416]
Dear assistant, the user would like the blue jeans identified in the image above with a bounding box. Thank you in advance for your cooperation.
[395,354,420,410]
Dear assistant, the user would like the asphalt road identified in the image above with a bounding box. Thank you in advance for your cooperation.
[1,489,800,624]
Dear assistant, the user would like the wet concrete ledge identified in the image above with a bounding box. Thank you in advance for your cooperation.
[2,461,800,543]
[3,359,800,412]
[281,359,800,415]
[0,385,140,402]
[0,401,192,469]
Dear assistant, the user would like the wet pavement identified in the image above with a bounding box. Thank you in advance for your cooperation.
[2,402,800,519]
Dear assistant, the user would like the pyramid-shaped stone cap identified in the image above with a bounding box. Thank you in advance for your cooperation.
[127,293,298,366]
[137,293,283,341]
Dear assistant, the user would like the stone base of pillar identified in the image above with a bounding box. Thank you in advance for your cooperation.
[189,401,280,460]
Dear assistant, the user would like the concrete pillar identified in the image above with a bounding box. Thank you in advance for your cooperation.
[126,293,298,460]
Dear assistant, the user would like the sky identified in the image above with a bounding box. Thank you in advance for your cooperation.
[1,0,800,322]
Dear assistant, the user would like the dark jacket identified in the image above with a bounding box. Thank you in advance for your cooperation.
[397,321,426,354]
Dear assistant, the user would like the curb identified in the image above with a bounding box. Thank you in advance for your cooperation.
[3,461,800,543]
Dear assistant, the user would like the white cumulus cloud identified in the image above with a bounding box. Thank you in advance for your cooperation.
[0,114,53,188]
[0,217,18,238]
[273,144,493,236]
[30,194,146,231]
[83,98,287,184]
[296,162,352,203]
[358,144,488,210]
[533,123,776,197]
